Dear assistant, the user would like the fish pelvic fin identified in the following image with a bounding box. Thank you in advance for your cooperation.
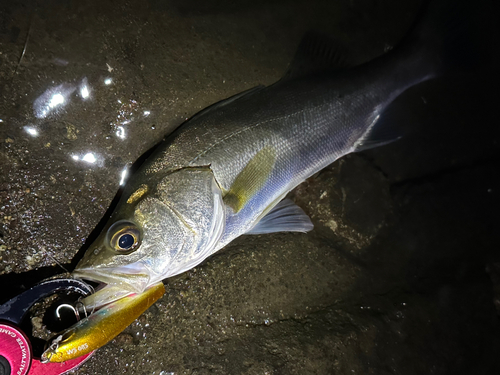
[223,146,276,213]
[246,198,313,235]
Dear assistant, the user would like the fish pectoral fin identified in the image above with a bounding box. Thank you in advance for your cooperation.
[282,31,352,80]
[246,198,314,235]
[223,146,276,213]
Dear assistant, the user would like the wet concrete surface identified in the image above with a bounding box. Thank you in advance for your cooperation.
[1,0,500,374]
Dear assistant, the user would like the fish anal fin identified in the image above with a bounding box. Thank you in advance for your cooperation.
[353,104,407,152]
[223,146,276,213]
[247,198,314,235]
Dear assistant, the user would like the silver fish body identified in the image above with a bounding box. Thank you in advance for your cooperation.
[73,30,440,300]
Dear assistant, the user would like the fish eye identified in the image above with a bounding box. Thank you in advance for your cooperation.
[107,220,141,254]
[118,233,135,249]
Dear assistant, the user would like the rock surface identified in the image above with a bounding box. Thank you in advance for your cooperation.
[1,0,499,374]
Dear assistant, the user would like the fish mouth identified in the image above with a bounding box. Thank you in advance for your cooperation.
[72,263,153,310]
[41,264,166,362]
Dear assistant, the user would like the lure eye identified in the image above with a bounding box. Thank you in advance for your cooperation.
[107,221,141,254]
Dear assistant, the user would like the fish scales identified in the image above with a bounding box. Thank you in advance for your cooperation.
[73,20,442,313]
[134,50,431,247]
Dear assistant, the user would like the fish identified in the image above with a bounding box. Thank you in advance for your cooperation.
[49,1,460,359]
[73,39,439,289]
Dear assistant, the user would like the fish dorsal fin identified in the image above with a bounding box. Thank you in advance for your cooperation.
[223,146,276,213]
[283,31,351,80]
[246,198,314,235]
[189,85,265,123]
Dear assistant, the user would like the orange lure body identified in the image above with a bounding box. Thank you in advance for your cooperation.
[41,282,165,363]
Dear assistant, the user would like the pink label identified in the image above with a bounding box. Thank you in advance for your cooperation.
[0,323,32,375]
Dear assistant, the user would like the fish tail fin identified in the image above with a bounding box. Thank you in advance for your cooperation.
[399,0,484,77]
[353,0,486,153]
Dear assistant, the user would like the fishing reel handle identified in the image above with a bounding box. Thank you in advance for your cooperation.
[0,278,94,375]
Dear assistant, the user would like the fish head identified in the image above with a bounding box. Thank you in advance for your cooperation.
[73,168,225,302]
[73,198,189,294]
